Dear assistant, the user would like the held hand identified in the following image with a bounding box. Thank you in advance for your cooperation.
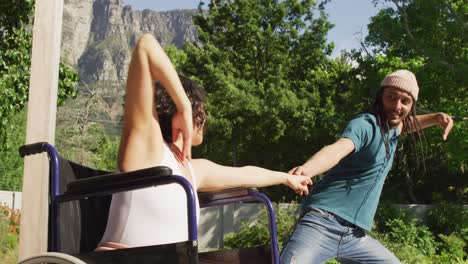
[436,113,454,140]
[285,174,312,196]
[172,109,193,161]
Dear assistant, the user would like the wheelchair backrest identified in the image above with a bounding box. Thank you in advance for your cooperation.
[52,157,111,254]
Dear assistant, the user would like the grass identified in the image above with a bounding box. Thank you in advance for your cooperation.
[0,247,18,264]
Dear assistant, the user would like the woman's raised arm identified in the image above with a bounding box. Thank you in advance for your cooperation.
[118,34,193,171]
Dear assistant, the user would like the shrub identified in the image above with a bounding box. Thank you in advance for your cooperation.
[0,204,20,235]
[224,202,300,251]
[0,204,20,255]
[426,202,467,236]
[434,233,466,263]
[223,202,340,264]
[0,220,18,253]
[370,222,436,264]
[223,201,467,263]
[385,218,437,256]
[372,202,467,263]
[372,203,437,262]
[373,202,414,232]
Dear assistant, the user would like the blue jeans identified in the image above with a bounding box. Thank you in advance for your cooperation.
[280,208,401,264]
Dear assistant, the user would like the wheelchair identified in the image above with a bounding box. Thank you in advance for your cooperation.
[17,142,280,264]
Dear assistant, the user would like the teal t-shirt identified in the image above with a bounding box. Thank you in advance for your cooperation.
[303,113,399,231]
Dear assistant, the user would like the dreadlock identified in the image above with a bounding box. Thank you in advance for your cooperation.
[402,103,427,172]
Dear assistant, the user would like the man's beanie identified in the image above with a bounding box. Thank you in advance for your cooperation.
[380,69,419,101]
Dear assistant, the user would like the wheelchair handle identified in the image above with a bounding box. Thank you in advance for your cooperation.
[19,142,50,157]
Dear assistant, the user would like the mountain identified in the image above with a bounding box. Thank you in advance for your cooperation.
[62,0,198,83]
[58,0,199,138]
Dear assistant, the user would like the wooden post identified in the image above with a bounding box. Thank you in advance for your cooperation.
[18,0,63,259]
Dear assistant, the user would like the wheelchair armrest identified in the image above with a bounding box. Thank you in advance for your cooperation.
[65,166,173,195]
[19,142,51,157]
[198,187,258,204]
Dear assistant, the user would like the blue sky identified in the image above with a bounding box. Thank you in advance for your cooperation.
[124,0,386,57]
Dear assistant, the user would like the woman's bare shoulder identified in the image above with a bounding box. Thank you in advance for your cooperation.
[118,126,165,172]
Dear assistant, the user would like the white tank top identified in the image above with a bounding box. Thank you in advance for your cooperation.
[99,143,200,247]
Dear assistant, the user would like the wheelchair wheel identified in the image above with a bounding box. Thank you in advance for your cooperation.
[18,252,86,264]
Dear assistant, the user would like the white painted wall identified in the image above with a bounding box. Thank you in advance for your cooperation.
[0,190,22,210]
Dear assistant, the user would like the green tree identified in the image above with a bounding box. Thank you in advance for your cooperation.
[0,111,27,191]
[350,0,467,203]
[180,0,355,200]
[180,1,356,199]
[0,0,34,32]
[0,0,79,190]
[164,45,188,68]
[55,94,119,172]
[0,0,78,149]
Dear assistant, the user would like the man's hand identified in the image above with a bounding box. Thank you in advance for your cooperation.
[285,174,313,196]
[288,165,311,177]
[436,112,454,140]
[288,165,314,196]
[172,109,193,161]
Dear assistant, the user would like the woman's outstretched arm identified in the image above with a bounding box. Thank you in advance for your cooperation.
[119,34,192,171]
[192,159,312,195]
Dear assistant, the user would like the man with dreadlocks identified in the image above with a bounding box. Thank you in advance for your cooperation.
[280,70,453,263]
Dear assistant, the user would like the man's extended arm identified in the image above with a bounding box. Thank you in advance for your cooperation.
[289,138,355,178]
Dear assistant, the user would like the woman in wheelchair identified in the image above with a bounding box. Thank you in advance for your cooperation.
[96,34,312,250]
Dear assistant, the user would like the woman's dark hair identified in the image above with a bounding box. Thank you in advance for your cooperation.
[155,75,206,143]
[369,87,426,167]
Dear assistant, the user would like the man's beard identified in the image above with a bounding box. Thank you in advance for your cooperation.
[387,118,401,127]
[383,110,404,128]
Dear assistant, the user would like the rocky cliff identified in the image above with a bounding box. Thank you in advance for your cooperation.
[62,0,198,84]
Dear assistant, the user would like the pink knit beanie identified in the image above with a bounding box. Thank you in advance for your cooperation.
[380,70,419,101]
